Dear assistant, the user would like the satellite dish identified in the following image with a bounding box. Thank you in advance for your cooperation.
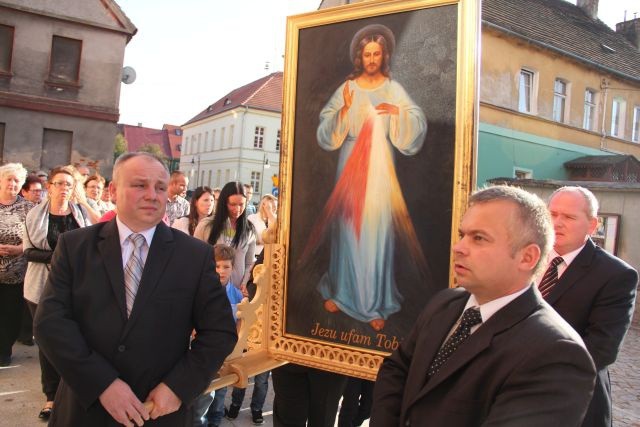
[121,66,137,84]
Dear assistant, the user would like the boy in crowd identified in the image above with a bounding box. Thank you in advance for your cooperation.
[193,245,244,427]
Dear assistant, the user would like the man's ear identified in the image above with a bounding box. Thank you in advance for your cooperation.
[587,216,598,236]
[109,181,117,204]
[519,243,541,273]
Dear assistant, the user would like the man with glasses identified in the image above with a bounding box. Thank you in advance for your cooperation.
[21,175,44,204]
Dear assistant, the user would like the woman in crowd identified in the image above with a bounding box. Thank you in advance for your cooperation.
[247,194,277,257]
[172,186,214,236]
[84,174,109,217]
[194,181,255,294]
[0,163,33,367]
[101,179,115,211]
[23,165,91,420]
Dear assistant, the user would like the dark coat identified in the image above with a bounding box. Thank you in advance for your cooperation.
[34,219,238,426]
[371,286,596,427]
[547,239,638,427]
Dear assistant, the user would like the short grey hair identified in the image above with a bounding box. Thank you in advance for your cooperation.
[0,163,28,187]
[549,186,599,219]
[469,185,554,277]
[112,152,169,183]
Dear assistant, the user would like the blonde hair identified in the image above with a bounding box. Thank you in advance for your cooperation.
[0,163,28,187]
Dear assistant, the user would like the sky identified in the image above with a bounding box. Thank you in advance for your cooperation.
[116,0,639,129]
[116,0,320,128]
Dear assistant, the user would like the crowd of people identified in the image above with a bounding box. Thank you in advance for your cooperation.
[0,153,637,427]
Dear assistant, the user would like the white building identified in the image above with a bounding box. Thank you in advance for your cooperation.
[180,72,282,206]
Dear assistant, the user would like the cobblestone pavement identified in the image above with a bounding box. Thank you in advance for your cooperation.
[610,305,640,427]
[2,310,638,427]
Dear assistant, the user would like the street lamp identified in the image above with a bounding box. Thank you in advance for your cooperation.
[262,152,270,195]
[191,154,201,188]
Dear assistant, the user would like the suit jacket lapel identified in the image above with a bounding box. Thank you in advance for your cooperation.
[411,286,541,404]
[123,222,175,337]
[97,219,127,321]
[546,239,595,305]
[403,294,468,404]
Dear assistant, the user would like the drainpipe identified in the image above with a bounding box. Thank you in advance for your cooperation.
[599,77,609,151]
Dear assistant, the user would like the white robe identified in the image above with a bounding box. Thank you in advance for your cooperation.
[312,78,427,322]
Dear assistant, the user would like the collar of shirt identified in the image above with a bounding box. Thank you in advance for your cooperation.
[463,285,530,334]
[548,244,585,278]
[116,216,156,268]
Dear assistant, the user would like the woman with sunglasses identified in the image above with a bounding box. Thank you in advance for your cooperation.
[23,165,91,421]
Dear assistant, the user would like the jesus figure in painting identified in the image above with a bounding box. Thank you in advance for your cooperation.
[301,24,428,331]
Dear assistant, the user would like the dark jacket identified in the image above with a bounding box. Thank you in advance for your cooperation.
[34,219,238,426]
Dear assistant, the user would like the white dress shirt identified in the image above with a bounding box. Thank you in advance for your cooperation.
[116,216,156,268]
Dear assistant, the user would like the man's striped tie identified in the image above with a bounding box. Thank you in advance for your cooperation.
[538,256,564,298]
[124,233,146,317]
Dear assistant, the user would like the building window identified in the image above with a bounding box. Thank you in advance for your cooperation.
[513,167,532,179]
[276,129,281,151]
[583,89,597,131]
[221,127,226,149]
[224,169,230,183]
[250,171,261,193]
[212,129,217,150]
[216,170,221,186]
[208,170,212,186]
[611,97,626,138]
[42,129,73,170]
[518,69,535,113]
[204,132,209,150]
[632,106,640,143]
[229,125,234,147]
[0,25,15,74]
[552,79,567,122]
[49,36,82,83]
[254,126,265,149]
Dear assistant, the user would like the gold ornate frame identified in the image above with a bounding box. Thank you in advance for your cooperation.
[268,0,479,379]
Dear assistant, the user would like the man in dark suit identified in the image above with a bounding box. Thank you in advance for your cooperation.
[34,152,238,426]
[543,186,638,427]
[371,185,596,427]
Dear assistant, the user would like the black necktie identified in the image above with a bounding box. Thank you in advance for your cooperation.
[427,307,482,377]
[538,256,564,298]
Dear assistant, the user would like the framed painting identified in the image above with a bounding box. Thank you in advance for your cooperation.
[592,213,620,255]
[268,0,479,379]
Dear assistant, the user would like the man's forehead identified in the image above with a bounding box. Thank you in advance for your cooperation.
[462,201,514,229]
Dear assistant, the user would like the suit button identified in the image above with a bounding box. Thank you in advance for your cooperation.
[118,345,126,352]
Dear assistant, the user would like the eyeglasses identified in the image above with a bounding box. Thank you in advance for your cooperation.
[29,189,43,194]
[51,181,74,188]
[86,185,103,190]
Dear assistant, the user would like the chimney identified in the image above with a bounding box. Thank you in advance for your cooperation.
[137,122,142,127]
[577,0,598,20]
[616,18,640,50]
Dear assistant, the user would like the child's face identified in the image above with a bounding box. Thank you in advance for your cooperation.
[215,259,233,285]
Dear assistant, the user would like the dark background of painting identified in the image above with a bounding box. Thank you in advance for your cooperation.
[285,4,459,351]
